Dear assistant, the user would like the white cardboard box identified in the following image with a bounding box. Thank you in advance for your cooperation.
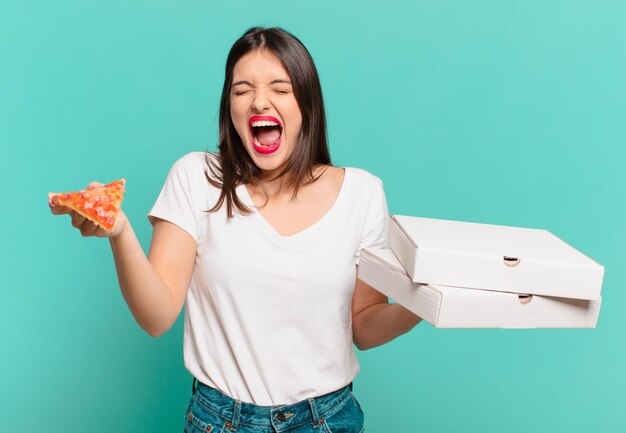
[359,248,602,328]
[389,215,604,300]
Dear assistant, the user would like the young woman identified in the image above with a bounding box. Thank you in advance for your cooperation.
[50,27,421,433]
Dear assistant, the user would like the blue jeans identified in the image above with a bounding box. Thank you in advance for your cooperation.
[184,379,365,433]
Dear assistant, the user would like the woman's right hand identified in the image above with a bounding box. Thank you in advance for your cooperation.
[48,181,130,239]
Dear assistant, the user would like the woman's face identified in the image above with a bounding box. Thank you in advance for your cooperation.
[230,49,303,178]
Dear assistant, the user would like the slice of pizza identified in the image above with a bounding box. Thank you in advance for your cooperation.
[49,179,126,231]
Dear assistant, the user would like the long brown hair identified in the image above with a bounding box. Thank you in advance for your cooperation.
[206,27,331,217]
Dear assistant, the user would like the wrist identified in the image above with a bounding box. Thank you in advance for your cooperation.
[110,216,132,241]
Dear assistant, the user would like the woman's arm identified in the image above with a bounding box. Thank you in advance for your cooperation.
[351,267,422,350]
[110,217,196,337]
[50,193,196,337]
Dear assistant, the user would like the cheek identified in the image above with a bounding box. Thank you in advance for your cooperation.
[291,116,303,141]
[284,103,303,138]
[229,101,240,124]
[230,103,248,140]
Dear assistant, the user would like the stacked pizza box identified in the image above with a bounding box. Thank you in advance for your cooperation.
[359,216,604,328]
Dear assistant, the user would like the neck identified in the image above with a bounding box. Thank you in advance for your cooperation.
[251,164,325,201]
[258,175,290,198]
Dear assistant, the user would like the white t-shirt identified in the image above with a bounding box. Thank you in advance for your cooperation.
[148,152,388,405]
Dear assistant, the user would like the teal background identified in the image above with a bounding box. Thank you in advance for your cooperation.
[2,1,625,432]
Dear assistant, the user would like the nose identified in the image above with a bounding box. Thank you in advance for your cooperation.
[251,88,271,112]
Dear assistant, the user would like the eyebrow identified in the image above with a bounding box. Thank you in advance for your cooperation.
[232,79,292,86]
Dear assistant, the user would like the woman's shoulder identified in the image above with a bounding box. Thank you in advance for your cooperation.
[163,152,223,195]
[167,152,221,181]
[330,166,385,210]
[343,166,384,189]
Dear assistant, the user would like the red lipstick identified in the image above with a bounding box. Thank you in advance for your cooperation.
[248,115,281,126]
[248,116,282,155]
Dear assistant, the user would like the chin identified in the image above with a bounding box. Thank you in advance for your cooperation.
[249,148,291,176]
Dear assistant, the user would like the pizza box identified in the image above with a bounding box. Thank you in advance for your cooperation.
[389,215,604,300]
[359,248,601,328]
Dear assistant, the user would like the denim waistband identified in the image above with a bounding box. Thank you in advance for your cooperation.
[192,380,354,431]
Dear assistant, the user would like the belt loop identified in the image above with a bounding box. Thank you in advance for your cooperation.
[229,400,242,431]
[308,397,321,429]
[191,378,197,395]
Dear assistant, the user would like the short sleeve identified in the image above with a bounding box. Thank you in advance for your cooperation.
[355,177,389,265]
[148,154,200,242]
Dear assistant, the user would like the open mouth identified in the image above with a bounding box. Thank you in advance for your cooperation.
[248,115,282,154]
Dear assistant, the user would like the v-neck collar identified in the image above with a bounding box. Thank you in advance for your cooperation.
[237,168,349,240]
